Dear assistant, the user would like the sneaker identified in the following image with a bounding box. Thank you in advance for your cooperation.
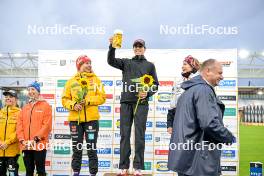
[117,169,128,176]
[134,169,143,176]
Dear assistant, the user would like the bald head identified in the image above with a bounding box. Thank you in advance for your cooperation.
[200,59,223,87]
[200,59,217,72]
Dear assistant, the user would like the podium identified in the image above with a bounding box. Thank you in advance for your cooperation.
[103,173,152,176]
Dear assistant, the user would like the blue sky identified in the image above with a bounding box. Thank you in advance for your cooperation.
[0,0,263,52]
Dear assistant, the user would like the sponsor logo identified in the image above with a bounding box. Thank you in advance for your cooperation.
[156,161,169,171]
[221,166,237,171]
[53,160,70,166]
[224,108,236,116]
[102,80,113,86]
[220,61,233,67]
[155,150,169,155]
[81,160,89,168]
[159,81,174,86]
[53,146,71,155]
[113,163,119,169]
[98,134,111,139]
[115,95,121,101]
[54,134,71,139]
[145,134,153,141]
[114,148,120,154]
[114,132,121,139]
[157,92,171,102]
[56,107,69,113]
[54,122,67,129]
[57,80,67,87]
[156,121,167,128]
[106,94,113,99]
[116,119,120,128]
[155,133,171,142]
[144,162,152,170]
[99,106,111,113]
[156,106,170,114]
[45,160,51,166]
[219,80,236,87]
[98,161,111,168]
[221,150,236,158]
[115,107,120,113]
[97,148,112,154]
[41,94,55,99]
[60,60,66,66]
[88,133,94,140]
[42,81,55,87]
[218,95,236,101]
[116,80,122,86]
[250,162,262,175]
[146,121,153,128]
[99,120,112,128]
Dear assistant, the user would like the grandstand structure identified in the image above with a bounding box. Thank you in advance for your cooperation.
[0,51,264,107]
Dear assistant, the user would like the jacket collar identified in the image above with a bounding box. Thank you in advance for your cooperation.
[132,55,147,61]
[74,72,95,79]
[3,105,20,112]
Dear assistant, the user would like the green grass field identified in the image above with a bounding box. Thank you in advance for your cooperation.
[18,124,264,175]
[239,124,264,175]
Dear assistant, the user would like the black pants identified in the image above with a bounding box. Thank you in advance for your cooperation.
[119,103,149,170]
[178,173,189,176]
[0,155,19,176]
[23,150,46,176]
[69,121,99,175]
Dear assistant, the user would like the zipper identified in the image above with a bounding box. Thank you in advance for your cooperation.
[28,103,36,141]
[3,106,9,157]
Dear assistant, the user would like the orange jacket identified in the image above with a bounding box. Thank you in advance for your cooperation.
[16,99,52,151]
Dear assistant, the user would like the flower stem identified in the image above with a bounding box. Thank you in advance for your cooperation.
[134,98,141,116]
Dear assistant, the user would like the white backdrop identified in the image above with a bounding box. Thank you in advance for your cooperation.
[38,49,239,176]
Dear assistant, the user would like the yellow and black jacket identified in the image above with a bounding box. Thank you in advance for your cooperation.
[62,72,106,122]
[0,106,20,157]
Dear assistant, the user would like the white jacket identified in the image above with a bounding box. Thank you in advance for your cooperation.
[170,72,199,109]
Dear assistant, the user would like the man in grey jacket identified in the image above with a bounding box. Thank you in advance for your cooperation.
[168,59,235,176]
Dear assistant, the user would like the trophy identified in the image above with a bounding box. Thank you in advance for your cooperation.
[112,29,123,49]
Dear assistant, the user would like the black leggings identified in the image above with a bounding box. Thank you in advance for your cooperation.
[69,121,99,175]
[0,155,19,176]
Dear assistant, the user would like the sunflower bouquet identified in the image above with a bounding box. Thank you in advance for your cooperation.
[131,74,154,116]
[75,77,88,124]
